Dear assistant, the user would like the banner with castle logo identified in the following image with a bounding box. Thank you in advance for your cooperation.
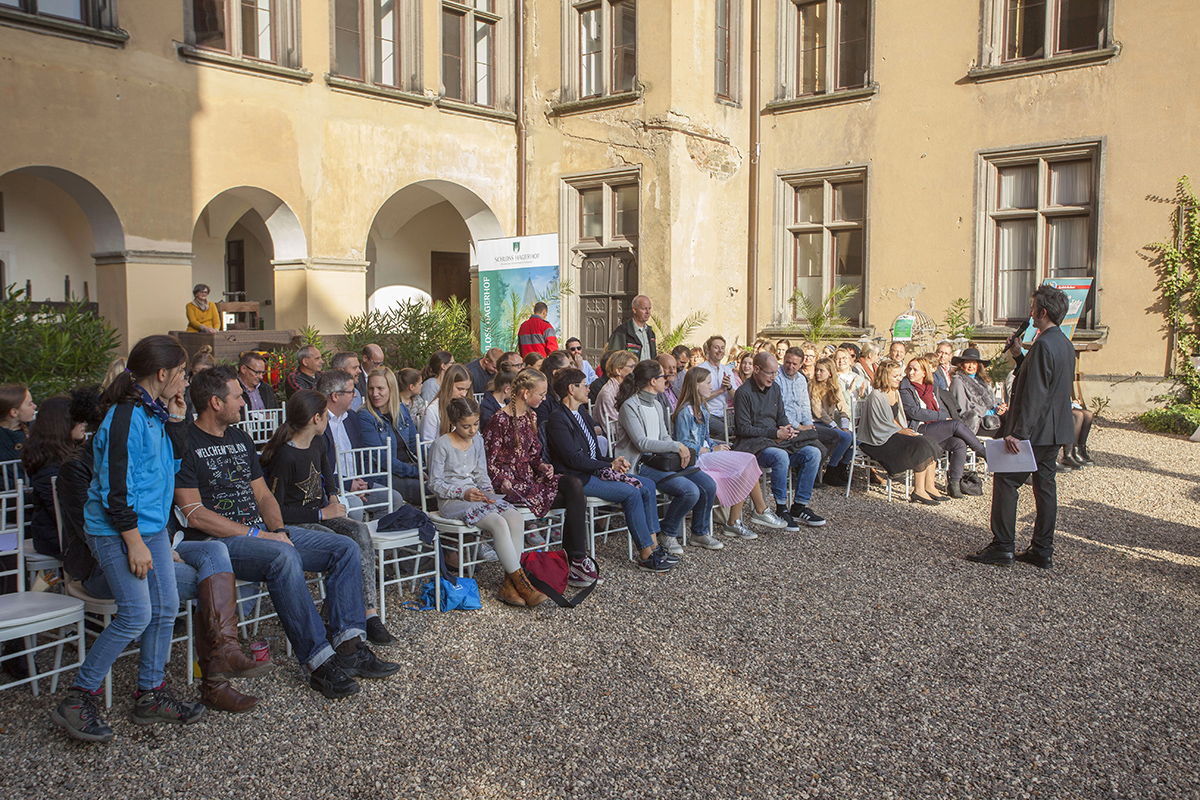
[477,234,561,353]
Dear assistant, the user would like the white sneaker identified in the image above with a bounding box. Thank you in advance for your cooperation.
[524,531,546,547]
[659,536,684,555]
[722,522,759,540]
[748,510,787,530]
[479,542,500,562]
[688,534,725,550]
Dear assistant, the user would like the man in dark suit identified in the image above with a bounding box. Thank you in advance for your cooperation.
[606,295,657,359]
[317,370,402,520]
[968,285,1074,569]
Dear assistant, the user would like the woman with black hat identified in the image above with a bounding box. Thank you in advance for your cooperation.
[949,347,1007,435]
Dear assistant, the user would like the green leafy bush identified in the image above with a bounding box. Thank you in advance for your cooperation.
[651,311,708,352]
[1137,404,1200,435]
[941,298,977,341]
[343,298,478,370]
[1145,176,1200,404]
[0,284,120,398]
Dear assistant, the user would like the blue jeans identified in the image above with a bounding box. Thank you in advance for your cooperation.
[218,525,366,671]
[82,539,232,604]
[582,474,660,550]
[635,465,717,538]
[76,529,178,693]
[818,423,854,466]
[758,445,822,507]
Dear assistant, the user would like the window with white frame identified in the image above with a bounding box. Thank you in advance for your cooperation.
[777,0,870,99]
[563,0,636,102]
[442,1,500,105]
[0,0,116,28]
[979,143,1100,326]
[982,0,1111,66]
[331,0,421,88]
[189,0,299,65]
[779,169,866,325]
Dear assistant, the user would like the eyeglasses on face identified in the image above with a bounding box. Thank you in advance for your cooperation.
[568,346,582,352]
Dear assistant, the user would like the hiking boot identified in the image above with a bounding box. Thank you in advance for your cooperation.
[508,569,549,608]
[365,616,397,646]
[310,659,360,699]
[334,642,401,679]
[497,573,527,606]
[131,684,206,726]
[51,687,114,743]
[568,556,602,588]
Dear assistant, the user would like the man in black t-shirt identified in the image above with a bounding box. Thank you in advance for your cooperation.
[175,366,400,700]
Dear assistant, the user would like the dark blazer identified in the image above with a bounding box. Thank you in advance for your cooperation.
[932,366,952,392]
[545,405,610,481]
[898,378,961,430]
[1000,325,1075,446]
[322,411,373,490]
[239,379,280,418]
[606,318,657,360]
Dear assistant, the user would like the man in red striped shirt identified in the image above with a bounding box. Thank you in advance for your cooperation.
[517,302,558,357]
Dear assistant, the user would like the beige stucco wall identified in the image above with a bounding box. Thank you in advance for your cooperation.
[0,173,97,300]
[755,0,1200,398]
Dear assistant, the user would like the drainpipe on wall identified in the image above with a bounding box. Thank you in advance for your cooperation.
[515,0,527,237]
[746,0,761,344]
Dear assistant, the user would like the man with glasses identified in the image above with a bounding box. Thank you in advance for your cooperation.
[237,352,279,416]
[564,337,598,383]
[318,370,404,521]
[932,340,955,391]
[732,352,826,531]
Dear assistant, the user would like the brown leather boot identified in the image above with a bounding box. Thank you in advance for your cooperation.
[198,574,274,679]
[497,574,526,607]
[194,577,260,713]
[508,569,548,608]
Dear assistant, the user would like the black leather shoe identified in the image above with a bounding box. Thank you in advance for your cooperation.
[1076,444,1094,464]
[910,493,939,506]
[1015,548,1053,569]
[966,544,1014,566]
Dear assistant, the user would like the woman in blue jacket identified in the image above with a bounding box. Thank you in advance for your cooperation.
[358,366,421,505]
[51,335,204,742]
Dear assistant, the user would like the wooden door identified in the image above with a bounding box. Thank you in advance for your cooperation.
[579,251,637,363]
[430,251,471,304]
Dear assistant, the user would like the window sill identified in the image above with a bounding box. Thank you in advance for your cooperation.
[759,324,875,339]
[0,7,128,47]
[973,324,1108,351]
[764,85,878,115]
[176,44,312,84]
[966,46,1119,83]
[548,90,643,118]
[324,75,434,107]
[435,97,517,123]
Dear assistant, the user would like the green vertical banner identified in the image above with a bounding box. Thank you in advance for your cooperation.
[477,234,560,353]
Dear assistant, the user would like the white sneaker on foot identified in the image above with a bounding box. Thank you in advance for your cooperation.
[748,509,787,530]
[479,542,500,561]
[659,536,684,555]
[688,534,725,550]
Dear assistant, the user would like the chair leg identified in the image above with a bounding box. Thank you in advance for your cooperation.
[377,550,387,624]
[23,636,38,697]
[186,600,195,686]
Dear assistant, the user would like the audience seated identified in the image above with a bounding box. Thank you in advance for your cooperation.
[732,350,754,389]
[854,342,878,384]
[319,369,404,519]
[732,352,826,531]
[593,351,638,433]
[564,338,598,383]
[467,348,503,395]
[419,350,455,404]
[429,397,547,607]
[673,367,786,539]
[358,366,422,506]
[655,354,680,415]
[260,390,394,645]
[888,341,908,362]
[175,366,400,701]
[238,351,280,416]
[329,352,365,411]
[285,345,324,400]
[421,364,472,444]
[696,335,737,440]
[532,351,571,430]
[614,360,720,553]
[948,347,1006,435]
[777,347,842,488]
[809,358,854,487]
[0,383,36,466]
[899,356,986,498]
[799,341,818,383]
[480,370,514,430]
[833,347,869,406]
[932,340,955,391]
[22,394,86,558]
[545,368,673,573]
[396,367,427,421]
[856,359,946,504]
[481,369,592,581]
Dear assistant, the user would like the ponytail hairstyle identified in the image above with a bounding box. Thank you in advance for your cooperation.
[434,364,472,436]
[540,351,571,385]
[420,350,454,382]
[614,360,661,411]
[99,334,188,413]
[259,389,328,469]
[510,367,547,411]
[552,367,585,401]
[396,367,422,396]
[488,370,516,395]
[0,384,31,434]
[672,366,710,425]
[22,395,75,475]
[446,396,481,429]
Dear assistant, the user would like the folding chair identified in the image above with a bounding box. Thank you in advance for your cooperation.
[844,397,911,502]
[0,481,87,700]
[236,407,285,449]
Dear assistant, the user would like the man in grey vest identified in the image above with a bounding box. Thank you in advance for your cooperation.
[968,285,1074,569]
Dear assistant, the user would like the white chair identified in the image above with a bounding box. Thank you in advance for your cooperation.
[0,459,58,583]
[603,415,692,557]
[236,407,285,449]
[0,481,87,699]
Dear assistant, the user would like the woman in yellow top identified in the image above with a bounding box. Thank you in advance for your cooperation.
[186,283,222,333]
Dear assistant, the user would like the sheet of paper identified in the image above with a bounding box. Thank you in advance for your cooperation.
[984,437,1038,473]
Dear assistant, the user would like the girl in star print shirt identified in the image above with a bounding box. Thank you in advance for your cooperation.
[259,390,393,645]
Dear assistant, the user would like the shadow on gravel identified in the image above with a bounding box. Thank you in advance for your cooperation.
[1088,451,1200,485]
[1057,498,1200,571]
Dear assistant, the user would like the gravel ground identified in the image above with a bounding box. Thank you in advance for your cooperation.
[3,419,1199,799]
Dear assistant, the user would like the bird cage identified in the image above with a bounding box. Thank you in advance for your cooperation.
[891,299,939,352]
